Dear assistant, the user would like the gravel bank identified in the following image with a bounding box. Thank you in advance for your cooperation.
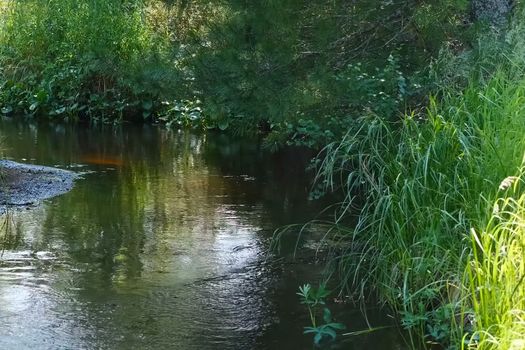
[0,160,80,210]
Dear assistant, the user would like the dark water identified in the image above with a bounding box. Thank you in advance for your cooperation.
[0,121,403,349]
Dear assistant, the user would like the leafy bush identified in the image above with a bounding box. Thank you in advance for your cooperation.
[0,0,190,124]
[0,0,473,144]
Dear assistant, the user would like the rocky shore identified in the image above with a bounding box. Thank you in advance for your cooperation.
[0,160,79,210]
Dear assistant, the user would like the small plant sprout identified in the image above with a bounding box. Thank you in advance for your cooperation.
[297,283,345,345]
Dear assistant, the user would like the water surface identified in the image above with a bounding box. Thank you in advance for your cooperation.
[0,121,402,349]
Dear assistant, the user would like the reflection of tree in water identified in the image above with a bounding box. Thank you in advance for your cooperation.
[0,212,23,250]
[26,127,294,286]
[0,121,329,349]
[39,170,145,285]
[203,133,317,224]
[34,131,201,285]
[0,121,319,285]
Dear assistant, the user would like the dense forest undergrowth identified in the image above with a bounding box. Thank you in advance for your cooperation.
[0,0,474,146]
[1,0,525,348]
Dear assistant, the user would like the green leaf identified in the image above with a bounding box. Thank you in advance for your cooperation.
[54,107,66,115]
[297,284,312,303]
[29,102,39,111]
[322,327,337,340]
[323,308,332,323]
[1,106,13,114]
[327,322,345,330]
[313,333,323,345]
[218,120,229,131]
[189,111,200,120]
[36,90,48,103]
[303,327,317,334]
[315,283,330,299]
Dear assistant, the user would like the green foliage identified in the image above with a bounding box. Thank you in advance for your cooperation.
[466,191,525,349]
[400,302,459,347]
[179,0,471,147]
[310,7,525,348]
[156,99,205,128]
[0,0,190,124]
[297,283,345,346]
[0,0,473,140]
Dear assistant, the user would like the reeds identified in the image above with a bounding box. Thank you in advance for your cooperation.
[315,13,525,347]
[465,186,525,349]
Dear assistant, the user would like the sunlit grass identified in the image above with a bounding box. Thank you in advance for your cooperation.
[466,189,525,350]
[0,0,183,121]
[0,0,10,32]
[0,0,9,12]
[313,12,525,347]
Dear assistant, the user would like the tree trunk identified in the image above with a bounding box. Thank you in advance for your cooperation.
[471,0,513,26]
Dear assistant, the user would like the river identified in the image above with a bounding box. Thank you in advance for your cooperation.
[0,120,403,349]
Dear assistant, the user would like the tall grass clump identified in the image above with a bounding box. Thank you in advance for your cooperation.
[313,10,525,348]
[466,182,525,349]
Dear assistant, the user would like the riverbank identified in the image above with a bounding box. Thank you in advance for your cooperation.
[0,160,79,210]
[313,15,525,347]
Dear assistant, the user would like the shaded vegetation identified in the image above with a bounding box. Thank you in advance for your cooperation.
[0,0,473,145]
[306,9,525,349]
[2,0,525,349]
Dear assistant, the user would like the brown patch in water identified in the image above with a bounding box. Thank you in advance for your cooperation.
[81,155,124,167]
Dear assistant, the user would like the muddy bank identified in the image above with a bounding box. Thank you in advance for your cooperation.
[0,160,79,209]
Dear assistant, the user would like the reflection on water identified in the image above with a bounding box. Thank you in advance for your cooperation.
[0,121,403,349]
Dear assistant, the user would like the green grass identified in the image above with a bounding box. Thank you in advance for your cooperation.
[313,12,525,348]
[466,190,525,349]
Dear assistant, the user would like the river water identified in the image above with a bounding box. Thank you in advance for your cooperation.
[0,121,403,349]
